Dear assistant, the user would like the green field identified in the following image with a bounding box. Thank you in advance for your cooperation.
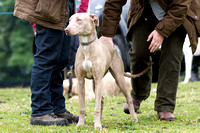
[0,82,200,133]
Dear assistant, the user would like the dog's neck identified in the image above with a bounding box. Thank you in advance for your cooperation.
[79,30,97,46]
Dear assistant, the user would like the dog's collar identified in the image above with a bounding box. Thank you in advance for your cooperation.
[81,37,96,46]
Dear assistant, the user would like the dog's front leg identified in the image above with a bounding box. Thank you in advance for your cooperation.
[94,79,103,129]
[77,78,85,126]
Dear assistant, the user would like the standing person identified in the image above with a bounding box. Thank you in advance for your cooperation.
[99,0,200,121]
[14,0,79,126]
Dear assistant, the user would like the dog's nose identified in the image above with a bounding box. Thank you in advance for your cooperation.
[65,27,70,35]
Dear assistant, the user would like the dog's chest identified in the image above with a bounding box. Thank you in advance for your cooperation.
[82,60,93,78]
[82,46,93,79]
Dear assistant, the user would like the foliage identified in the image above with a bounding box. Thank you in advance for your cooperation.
[0,0,34,81]
[0,82,200,132]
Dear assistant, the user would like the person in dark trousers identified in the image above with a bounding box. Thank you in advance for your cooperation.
[99,0,200,121]
[14,0,79,126]
[191,55,200,81]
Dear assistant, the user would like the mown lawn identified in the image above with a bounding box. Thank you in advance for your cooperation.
[0,82,200,133]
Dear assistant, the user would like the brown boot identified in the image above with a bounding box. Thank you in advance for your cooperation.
[30,113,69,126]
[124,98,142,114]
[56,110,79,123]
[158,111,175,121]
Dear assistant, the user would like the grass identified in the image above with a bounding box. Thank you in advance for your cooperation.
[0,82,200,133]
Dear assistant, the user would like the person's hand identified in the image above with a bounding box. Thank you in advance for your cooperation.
[147,30,164,52]
[34,31,36,36]
[99,36,115,48]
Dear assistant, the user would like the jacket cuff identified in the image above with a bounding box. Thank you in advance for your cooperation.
[99,19,119,37]
[99,27,116,37]
[155,22,170,38]
[155,20,182,38]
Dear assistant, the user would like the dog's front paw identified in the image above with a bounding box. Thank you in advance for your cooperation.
[94,122,102,129]
[130,112,138,121]
[133,117,138,122]
[76,121,85,127]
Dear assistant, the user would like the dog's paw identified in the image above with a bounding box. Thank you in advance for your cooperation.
[76,122,85,127]
[130,114,138,121]
[181,78,190,84]
[94,123,102,129]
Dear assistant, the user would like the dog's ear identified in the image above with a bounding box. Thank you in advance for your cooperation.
[89,14,99,26]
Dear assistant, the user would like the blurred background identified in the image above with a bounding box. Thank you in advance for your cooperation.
[0,0,190,88]
[0,0,33,87]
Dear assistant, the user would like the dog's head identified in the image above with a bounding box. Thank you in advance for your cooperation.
[65,13,99,36]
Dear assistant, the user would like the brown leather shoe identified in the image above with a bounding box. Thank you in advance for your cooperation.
[158,111,175,121]
[124,98,142,114]
[30,113,69,126]
[56,111,79,123]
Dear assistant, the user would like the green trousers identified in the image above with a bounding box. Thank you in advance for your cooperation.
[129,4,186,113]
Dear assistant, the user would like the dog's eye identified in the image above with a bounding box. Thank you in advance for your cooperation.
[77,18,82,22]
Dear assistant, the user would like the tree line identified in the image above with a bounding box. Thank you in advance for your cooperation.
[0,0,34,83]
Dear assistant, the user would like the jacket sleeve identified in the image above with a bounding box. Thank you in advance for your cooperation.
[77,0,89,13]
[156,0,192,38]
[99,0,127,37]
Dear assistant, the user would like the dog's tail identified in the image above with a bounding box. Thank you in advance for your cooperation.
[124,62,153,78]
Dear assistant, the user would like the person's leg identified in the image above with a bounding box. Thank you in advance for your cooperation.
[191,55,200,81]
[124,4,158,114]
[129,4,158,101]
[65,35,79,72]
[31,24,68,117]
[69,36,79,69]
[50,33,71,115]
[30,25,69,126]
[51,0,75,114]
[129,22,152,101]
[51,0,78,123]
[155,25,186,113]
[50,30,79,124]
[32,36,36,55]
[50,66,68,115]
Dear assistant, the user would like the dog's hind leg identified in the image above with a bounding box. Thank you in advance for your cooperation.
[110,69,138,121]
[93,80,104,121]
[109,54,138,121]
[77,78,86,126]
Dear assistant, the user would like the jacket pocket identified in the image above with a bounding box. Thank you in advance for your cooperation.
[35,0,62,23]
[187,8,200,37]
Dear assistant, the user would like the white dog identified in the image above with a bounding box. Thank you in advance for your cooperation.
[182,35,200,84]
[63,72,132,100]
[65,13,153,128]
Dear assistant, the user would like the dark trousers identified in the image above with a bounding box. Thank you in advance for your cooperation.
[65,36,79,70]
[129,4,186,113]
[31,1,74,117]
